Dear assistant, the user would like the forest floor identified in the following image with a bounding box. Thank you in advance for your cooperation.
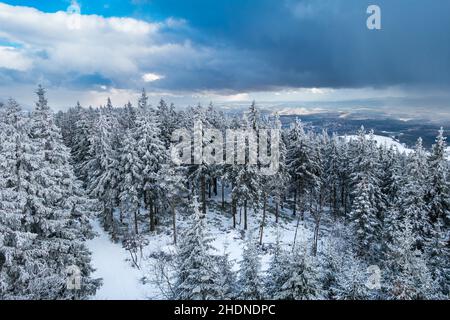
[86,196,335,300]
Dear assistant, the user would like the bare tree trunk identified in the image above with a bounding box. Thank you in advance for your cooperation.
[312,198,322,256]
[275,200,279,224]
[259,196,267,245]
[231,198,236,228]
[187,181,191,202]
[149,196,155,232]
[292,211,302,250]
[171,203,177,244]
[333,187,338,217]
[213,178,218,196]
[201,175,206,215]
[244,200,248,230]
[109,204,113,227]
[313,220,320,256]
[208,179,212,198]
[293,189,297,216]
[341,183,347,214]
[134,210,139,235]
[329,186,334,216]
[221,182,225,211]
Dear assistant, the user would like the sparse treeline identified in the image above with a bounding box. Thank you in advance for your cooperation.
[1,86,448,299]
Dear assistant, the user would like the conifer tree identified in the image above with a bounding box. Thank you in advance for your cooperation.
[238,232,263,299]
[384,218,438,300]
[215,245,237,299]
[274,246,322,300]
[84,110,120,232]
[332,249,371,300]
[265,230,290,298]
[0,90,99,299]
[172,198,221,300]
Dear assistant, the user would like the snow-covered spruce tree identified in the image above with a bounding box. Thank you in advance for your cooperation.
[384,217,439,300]
[172,198,221,300]
[0,90,99,299]
[31,87,100,297]
[321,241,344,300]
[286,119,319,218]
[379,145,403,207]
[265,230,290,299]
[350,176,382,260]
[84,109,120,233]
[71,104,95,183]
[204,103,226,202]
[70,107,97,187]
[267,113,290,224]
[157,163,187,244]
[215,245,237,299]
[223,115,243,228]
[424,128,449,296]
[237,231,263,299]
[273,246,322,300]
[156,98,178,150]
[337,141,352,215]
[426,128,450,225]
[134,107,167,232]
[205,103,228,209]
[121,101,137,131]
[231,104,265,230]
[0,99,39,298]
[54,102,79,149]
[30,86,96,238]
[324,133,343,217]
[119,106,167,234]
[329,248,371,300]
[396,138,431,251]
[310,132,326,256]
[187,104,214,215]
[348,129,383,260]
[119,129,142,235]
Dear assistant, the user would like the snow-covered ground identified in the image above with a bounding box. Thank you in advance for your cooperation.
[342,134,413,154]
[86,220,155,299]
[86,203,317,300]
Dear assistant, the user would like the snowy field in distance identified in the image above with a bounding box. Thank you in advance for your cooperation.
[342,134,413,154]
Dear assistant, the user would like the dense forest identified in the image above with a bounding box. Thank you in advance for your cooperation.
[0,87,448,300]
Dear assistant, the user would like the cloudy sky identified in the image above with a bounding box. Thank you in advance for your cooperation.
[0,0,449,114]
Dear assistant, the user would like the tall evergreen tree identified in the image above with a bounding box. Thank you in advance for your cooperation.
[84,111,120,233]
[238,232,263,299]
[0,89,99,299]
[172,198,221,300]
[384,218,438,300]
[273,246,322,300]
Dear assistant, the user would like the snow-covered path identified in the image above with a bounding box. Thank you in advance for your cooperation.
[86,220,150,300]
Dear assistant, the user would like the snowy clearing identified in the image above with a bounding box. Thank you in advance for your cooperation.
[87,205,316,300]
[342,134,413,154]
[86,220,152,300]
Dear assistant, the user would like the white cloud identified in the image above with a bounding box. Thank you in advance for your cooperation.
[307,87,333,94]
[0,2,195,87]
[0,46,32,71]
[142,73,164,82]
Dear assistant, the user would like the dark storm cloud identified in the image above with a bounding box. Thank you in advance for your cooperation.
[139,0,450,91]
[1,0,449,95]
